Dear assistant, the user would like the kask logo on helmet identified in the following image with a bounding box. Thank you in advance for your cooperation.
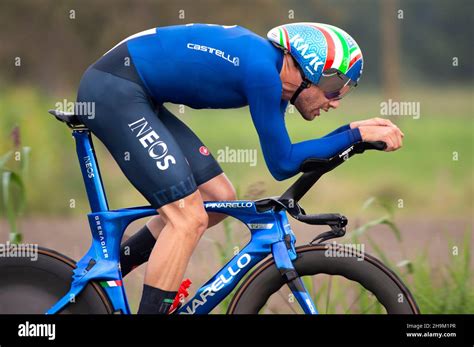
[288,33,325,77]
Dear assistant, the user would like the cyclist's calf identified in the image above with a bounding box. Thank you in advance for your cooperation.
[145,191,208,290]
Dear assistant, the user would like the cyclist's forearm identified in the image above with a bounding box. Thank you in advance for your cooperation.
[257,127,361,181]
[292,128,362,160]
[266,128,362,180]
[321,123,351,138]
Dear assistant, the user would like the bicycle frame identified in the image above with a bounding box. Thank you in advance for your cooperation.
[46,129,317,315]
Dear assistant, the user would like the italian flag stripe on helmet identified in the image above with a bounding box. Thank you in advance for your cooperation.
[278,27,291,52]
[278,28,285,47]
[322,24,350,73]
[310,24,334,71]
[283,28,291,52]
[349,53,362,69]
[349,46,362,69]
[311,23,352,73]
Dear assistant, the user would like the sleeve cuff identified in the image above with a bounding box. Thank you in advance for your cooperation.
[339,124,351,132]
[349,127,362,143]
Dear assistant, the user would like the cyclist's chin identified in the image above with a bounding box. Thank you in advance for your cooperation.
[301,112,317,121]
[295,102,318,121]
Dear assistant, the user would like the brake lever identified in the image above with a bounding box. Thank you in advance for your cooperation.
[309,224,346,244]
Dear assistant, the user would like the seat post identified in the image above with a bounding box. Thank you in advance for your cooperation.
[72,129,109,212]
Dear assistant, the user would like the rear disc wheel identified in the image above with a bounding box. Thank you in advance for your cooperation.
[0,247,113,314]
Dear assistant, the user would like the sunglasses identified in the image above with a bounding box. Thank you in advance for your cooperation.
[318,68,357,100]
[290,65,357,105]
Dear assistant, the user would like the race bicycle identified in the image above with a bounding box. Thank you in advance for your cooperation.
[0,109,419,314]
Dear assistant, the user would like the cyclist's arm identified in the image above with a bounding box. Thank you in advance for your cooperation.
[322,124,352,138]
[247,83,361,181]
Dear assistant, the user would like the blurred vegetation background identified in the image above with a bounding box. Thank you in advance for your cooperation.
[0,0,472,313]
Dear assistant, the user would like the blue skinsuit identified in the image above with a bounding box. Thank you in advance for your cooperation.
[126,24,362,181]
[77,23,363,208]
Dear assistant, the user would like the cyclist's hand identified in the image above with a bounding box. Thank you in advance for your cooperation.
[350,117,404,136]
[358,125,404,152]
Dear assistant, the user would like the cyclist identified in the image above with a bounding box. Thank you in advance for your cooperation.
[76,22,403,314]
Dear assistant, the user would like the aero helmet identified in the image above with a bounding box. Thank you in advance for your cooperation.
[267,22,363,86]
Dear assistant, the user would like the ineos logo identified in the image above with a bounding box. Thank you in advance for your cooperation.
[83,156,95,178]
[128,117,176,170]
[148,141,168,160]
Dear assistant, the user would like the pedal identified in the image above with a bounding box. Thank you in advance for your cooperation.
[168,278,192,314]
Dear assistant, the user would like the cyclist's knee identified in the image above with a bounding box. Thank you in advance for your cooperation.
[158,191,208,237]
[175,207,208,239]
[183,206,209,236]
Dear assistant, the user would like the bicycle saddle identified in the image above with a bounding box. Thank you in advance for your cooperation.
[48,109,83,126]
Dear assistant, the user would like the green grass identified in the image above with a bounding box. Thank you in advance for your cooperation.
[409,229,474,313]
[346,197,474,313]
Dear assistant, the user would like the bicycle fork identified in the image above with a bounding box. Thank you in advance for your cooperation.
[272,213,318,314]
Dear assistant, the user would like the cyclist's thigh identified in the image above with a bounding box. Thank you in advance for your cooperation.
[76,68,197,209]
[157,105,224,186]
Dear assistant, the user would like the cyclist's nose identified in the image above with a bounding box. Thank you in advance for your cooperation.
[328,100,340,109]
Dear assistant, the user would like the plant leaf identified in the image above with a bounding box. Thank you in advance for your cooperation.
[396,259,414,274]
[20,146,31,174]
[380,219,402,242]
[0,151,13,170]
[350,216,389,241]
[2,171,26,241]
[366,234,392,268]
[2,171,18,236]
[362,196,376,210]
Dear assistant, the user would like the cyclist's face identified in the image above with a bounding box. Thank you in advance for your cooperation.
[294,85,341,121]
